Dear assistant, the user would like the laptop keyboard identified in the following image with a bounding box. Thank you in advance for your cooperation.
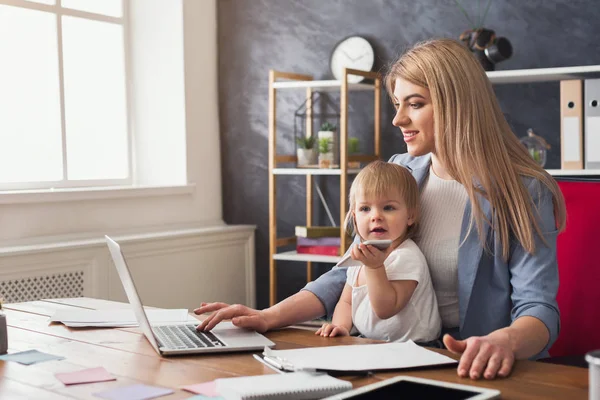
[153,325,226,350]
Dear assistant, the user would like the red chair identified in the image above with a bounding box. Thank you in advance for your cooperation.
[549,179,600,359]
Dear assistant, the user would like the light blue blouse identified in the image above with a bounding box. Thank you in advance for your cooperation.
[303,153,560,359]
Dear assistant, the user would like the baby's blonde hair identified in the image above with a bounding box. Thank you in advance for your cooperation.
[344,160,420,239]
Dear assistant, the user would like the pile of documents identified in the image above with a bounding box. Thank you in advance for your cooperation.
[49,308,195,328]
[259,340,457,372]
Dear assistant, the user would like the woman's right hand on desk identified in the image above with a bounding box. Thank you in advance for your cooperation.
[194,302,269,333]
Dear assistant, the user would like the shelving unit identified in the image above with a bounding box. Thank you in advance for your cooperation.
[487,65,600,85]
[488,64,600,177]
[266,64,600,306]
[545,169,600,176]
[272,168,362,176]
[268,68,382,305]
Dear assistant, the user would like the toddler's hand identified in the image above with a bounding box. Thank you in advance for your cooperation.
[315,323,350,337]
[351,243,393,269]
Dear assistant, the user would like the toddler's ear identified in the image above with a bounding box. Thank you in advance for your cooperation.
[344,211,356,236]
[407,211,416,226]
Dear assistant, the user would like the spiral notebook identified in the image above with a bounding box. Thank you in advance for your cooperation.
[214,371,352,400]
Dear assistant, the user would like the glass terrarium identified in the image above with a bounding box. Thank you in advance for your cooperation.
[520,128,550,168]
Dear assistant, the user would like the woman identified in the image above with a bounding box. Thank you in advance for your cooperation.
[195,38,566,380]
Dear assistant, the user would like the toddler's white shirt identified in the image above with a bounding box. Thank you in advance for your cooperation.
[346,239,441,343]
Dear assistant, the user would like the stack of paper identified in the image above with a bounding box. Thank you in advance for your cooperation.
[215,371,352,400]
[262,340,457,372]
[49,309,195,328]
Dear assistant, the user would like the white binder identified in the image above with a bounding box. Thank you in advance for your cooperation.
[584,79,600,169]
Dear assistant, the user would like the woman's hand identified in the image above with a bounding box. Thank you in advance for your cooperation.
[315,323,350,337]
[443,332,515,380]
[351,243,393,270]
[194,302,269,333]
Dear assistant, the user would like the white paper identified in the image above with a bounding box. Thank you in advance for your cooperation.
[264,340,457,372]
[586,116,600,162]
[563,116,581,162]
[62,315,200,328]
[50,309,191,327]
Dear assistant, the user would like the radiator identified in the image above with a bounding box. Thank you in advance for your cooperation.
[0,271,85,303]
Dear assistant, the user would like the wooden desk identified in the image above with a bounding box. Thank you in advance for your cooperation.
[2,298,589,399]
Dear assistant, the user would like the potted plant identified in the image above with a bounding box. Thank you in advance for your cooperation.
[318,137,333,168]
[0,298,6,355]
[296,136,316,167]
[317,122,338,165]
[348,137,360,168]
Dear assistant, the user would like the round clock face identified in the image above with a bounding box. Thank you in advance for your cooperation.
[330,36,375,83]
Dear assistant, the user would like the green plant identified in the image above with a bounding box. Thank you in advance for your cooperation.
[320,122,336,132]
[318,137,331,154]
[296,136,316,149]
[348,137,359,154]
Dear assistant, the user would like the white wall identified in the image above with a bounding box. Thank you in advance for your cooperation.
[0,0,256,309]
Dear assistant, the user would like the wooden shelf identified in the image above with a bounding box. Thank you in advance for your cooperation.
[268,68,382,305]
[487,65,600,84]
[272,79,375,91]
[272,251,341,264]
[272,168,362,176]
[546,169,600,176]
[272,66,600,89]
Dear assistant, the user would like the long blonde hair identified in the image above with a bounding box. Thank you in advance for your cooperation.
[344,160,420,240]
[384,38,566,260]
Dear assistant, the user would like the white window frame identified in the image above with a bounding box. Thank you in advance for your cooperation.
[0,0,133,191]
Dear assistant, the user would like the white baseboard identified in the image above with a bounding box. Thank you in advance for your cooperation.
[0,225,256,310]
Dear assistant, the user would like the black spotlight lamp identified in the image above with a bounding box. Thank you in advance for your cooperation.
[459,27,513,71]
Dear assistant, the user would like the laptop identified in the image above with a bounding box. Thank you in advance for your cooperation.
[105,235,275,356]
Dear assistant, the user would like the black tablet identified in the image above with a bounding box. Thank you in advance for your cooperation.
[323,376,501,400]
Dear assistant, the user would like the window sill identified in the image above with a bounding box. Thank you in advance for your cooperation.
[0,184,196,204]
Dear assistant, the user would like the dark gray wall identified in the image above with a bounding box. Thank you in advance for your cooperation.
[217,0,600,309]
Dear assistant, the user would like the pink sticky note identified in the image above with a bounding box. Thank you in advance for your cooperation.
[181,381,219,397]
[55,367,116,385]
[94,384,174,400]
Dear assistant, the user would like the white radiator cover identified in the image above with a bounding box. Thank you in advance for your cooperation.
[0,226,256,309]
[1,271,85,303]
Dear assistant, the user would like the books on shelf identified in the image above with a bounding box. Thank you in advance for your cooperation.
[295,226,340,238]
[296,245,340,256]
[295,232,342,256]
[296,236,341,246]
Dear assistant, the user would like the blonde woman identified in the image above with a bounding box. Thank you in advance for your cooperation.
[316,161,441,343]
[195,38,566,380]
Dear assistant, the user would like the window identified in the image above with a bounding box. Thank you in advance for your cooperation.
[0,0,130,190]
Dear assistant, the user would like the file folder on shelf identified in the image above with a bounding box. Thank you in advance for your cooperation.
[560,80,584,170]
[584,79,600,169]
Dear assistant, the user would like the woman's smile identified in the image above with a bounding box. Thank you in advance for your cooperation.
[403,130,419,142]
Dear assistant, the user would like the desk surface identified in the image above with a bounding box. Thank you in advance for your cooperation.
[2,297,589,399]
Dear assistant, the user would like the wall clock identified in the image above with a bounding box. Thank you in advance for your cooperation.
[330,35,375,83]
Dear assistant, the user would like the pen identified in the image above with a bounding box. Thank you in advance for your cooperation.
[262,355,285,370]
[252,354,286,374]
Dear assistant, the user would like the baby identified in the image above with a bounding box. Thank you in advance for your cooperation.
[316,160,441,343]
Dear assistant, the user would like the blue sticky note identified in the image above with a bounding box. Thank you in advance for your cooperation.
[94,384,174,400]
[0,350,65,365]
